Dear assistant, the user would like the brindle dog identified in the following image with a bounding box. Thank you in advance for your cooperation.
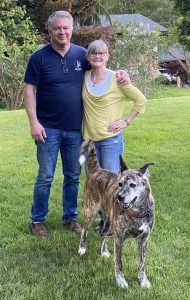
[78,140,155,289]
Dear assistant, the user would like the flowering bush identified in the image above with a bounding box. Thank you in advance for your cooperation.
[109,22,162,97]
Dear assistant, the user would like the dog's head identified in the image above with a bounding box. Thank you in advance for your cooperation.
[79,140,96,165]
[117,156,155,210]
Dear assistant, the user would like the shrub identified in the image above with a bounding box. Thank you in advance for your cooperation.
[0,1,41,110]
[154,74,170,85]
[72,25,116,49]
[0,40,40,110]
[109,22,162,97]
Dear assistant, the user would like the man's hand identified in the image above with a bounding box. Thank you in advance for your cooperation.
[30,121,47,143]
[116,70,131,86]
[24,83,46,143]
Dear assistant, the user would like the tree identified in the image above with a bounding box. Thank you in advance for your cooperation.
[174,0,190,50]
[18,0,99,34]
[162,23,190,83]
[100,0,140,14]
[72,25,116,48]
[0,0,40,110]
[102,0,178,28]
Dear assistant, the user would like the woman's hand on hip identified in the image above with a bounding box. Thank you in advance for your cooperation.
[107,119,129,132]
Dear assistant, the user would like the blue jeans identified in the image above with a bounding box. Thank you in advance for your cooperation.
[94,132,124,173]
[31,128,82,224]
[94,132,124,221]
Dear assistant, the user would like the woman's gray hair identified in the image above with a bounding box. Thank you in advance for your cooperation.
[47,11,73,29]
[87,40,108,56]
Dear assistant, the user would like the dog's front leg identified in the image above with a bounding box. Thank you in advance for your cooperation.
[78,227,88,256]
[137,236,151,288]
[114,234,128,288]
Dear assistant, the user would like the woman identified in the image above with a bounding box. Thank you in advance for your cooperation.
[82,40,147,231]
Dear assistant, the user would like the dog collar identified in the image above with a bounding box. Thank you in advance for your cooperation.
[126,209,149,219]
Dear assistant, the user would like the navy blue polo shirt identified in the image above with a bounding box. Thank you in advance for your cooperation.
[24,43,88,130]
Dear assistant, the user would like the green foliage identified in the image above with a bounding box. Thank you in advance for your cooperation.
[75,0,111,26]
[101,0,177,28]
[0,0,40,110]
[0,0,37,43]
[154,74,170,86]
[21,0,99,34]
[162,21,190,78]
[0,92,190,298]
[136,0,177,28]
[174,0,190,50]
[109,23,162,97]
[0,40,40,110]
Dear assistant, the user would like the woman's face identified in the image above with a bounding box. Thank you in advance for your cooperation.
[87,47,109,68]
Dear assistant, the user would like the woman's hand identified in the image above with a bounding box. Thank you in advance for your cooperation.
[107,119,129,133]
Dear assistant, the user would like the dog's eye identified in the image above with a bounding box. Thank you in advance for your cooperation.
[129,183,136,188]
[118,182,123,187]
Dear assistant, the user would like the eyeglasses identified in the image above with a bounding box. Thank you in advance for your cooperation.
[89,52,107,57]
[61,58,68,74]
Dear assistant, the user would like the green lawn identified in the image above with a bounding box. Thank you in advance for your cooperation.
[150,85,190,99]
[0,90,190,299]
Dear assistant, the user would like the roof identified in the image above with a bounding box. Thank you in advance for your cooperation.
[99,14,168,33]
[160,46,186,62]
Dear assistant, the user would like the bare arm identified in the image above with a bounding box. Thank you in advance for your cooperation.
[24,83,46,142]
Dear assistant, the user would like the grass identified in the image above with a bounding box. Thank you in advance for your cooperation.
[0,88,190,299]
[150,84,190,99]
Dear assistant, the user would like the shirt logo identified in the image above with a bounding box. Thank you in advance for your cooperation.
[74,60,82,71]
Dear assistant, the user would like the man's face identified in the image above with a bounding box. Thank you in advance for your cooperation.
[48,17,73,48]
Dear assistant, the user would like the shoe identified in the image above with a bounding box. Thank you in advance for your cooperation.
[67,220,82,234]
[30,223,48,237]
[95,219,113,236]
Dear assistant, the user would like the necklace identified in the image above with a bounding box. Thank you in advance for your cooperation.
[90,70,108,87]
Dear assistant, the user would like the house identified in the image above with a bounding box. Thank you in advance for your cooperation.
[99,14,168,33]
[100,14,188,82]
[160,45,186,63]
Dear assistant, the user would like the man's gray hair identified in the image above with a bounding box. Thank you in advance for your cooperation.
[87,40,108,56]
[47,10,73,29]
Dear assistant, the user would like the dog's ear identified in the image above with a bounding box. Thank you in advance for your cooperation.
[139,162,156,174]
[119,155,128,172]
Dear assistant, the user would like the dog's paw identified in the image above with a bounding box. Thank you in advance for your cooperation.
[101,250,110,257]
[140,278,151,288]
[78,246,86,256]
[116,275,128,289]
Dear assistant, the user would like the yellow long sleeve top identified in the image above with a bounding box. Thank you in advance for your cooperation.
[82,70,147,141]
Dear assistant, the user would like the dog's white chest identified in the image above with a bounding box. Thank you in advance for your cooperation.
[139,223,149,234]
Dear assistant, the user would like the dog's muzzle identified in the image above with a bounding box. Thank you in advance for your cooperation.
[117,195,137,210]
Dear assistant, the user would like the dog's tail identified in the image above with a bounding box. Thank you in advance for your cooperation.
[79,140,95,165]
[79,154,86,165]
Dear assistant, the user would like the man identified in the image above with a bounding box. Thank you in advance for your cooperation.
[24,10,130,237]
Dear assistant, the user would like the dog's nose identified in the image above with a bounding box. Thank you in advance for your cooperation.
[118,194,124,202]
